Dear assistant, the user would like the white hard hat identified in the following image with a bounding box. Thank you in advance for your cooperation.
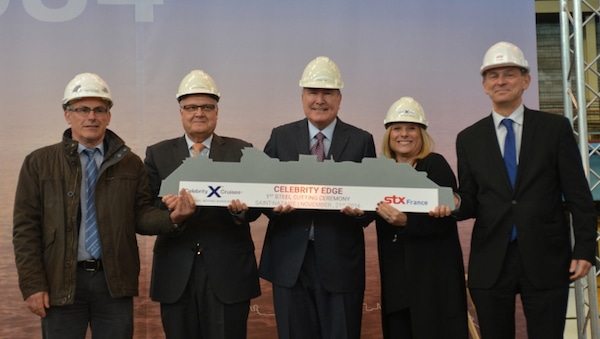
[176,69,220,101]
[384,97,428,128]
[480,41,529,74]
[299,56,344,89]
[63,72,112,107]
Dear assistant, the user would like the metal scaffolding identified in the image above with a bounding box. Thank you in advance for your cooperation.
[559,0,600,337]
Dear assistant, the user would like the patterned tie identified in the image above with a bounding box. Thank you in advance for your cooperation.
[192,142,205,157]
[501,118,518,241]
[83,148,101,258]
[308,132,326,240]
[310,132,326,162]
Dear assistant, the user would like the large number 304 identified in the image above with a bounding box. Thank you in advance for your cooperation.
[0,0,163,22]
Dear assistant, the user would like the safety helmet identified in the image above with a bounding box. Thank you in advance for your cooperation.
[480,41,529,75]
[176,69,220,101]
[62,72,112,108]
[299,56,344,89]
[384,97,428,128]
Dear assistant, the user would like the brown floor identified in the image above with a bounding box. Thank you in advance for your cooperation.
[0,217,528,339]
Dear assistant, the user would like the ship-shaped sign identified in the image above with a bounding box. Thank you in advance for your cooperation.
[159,147,454,212]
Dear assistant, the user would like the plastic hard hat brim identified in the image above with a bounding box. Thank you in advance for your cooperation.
[384,121,427,129]
[480,63,529,75]
[177,92,220,102]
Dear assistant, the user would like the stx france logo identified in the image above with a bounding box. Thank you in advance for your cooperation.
[207,186,222,198]
[384,195,406,204]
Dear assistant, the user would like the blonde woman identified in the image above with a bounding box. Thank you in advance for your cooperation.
[375,97,468,339]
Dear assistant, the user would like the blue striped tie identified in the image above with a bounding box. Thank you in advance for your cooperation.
[501,118,518,241]
[84,148,101,258]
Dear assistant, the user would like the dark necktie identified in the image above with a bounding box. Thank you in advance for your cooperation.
[308,132,326,240]
[310,132,326,161]
[501,118,518,241]
[84,148,101,258]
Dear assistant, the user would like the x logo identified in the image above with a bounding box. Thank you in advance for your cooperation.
[207,186,222,198]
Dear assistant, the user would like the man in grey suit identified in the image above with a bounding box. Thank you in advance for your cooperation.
[455,42,596,339]
[144,70,260,339]
[260,56,376,339]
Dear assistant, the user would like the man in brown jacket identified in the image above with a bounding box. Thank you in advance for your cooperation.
[12,72,195,339]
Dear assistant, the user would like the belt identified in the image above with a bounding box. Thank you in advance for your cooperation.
[78,259,103,272]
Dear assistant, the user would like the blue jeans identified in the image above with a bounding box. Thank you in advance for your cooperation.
[42,267,133,339]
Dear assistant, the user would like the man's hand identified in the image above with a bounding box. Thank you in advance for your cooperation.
[340,206,364,217]
[429,193,459,218]
[228,199,249,224]
[569,259,593,281]
[273,204,295,214]
[165,189,196,224]
[228,199,249,215]
[428,205,452,218]
[26,291,49,318]
[161,193,178,211]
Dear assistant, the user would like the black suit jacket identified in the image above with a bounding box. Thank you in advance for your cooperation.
[144,134,260,304]
[456,108,596,289]
[259,118,376,292]
[376,153,468,338]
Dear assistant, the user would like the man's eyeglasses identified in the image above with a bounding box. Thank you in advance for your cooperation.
[68,106,109,115]
[181,104,217,114]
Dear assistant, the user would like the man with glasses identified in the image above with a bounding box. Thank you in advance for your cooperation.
[144,69,260,338]
[13,72,196,338]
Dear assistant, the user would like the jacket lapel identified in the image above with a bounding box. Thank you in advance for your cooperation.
[297,118,348,161]
[329,119,349,161]
[515,108,536,192]
[483,115,515,192]
[208,134,225,160]
[174,136,191,163]
[295,119,311,155]
[158,136,192,176]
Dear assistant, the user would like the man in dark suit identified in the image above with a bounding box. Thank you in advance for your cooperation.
[455,42,596,339]
[260,56,376,339]
[144,70,260,339]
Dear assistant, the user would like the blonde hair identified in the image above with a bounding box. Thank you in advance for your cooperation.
[381,124,434,161]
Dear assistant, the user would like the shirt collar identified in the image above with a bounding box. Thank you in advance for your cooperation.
[185,134,213,151]
[492,104,524,128]
[308,118,337,140]
[77,142,104,156]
